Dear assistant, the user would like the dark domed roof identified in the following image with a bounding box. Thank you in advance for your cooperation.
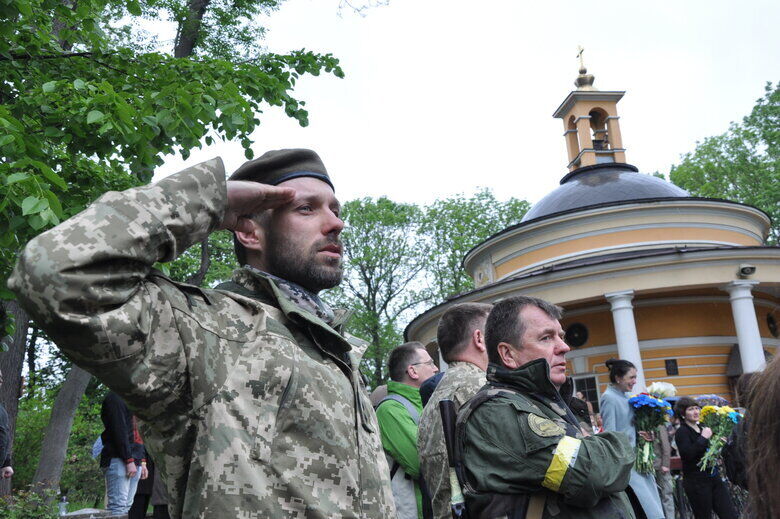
[521,163,690,222]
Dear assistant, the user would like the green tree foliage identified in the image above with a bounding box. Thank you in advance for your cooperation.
[0,488,58,519]
[422,189,530,300]
[13,380,106,505]
[326,190,530,387]
[670,82,780,243]
[326,198,432,386]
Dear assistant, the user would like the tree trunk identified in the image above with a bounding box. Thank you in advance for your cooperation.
[174,0,212,58]
[25,326,39,397]
[32,365,92,499]
[0,300,29,496]
[51,0,77,50]
[186,238,211,286]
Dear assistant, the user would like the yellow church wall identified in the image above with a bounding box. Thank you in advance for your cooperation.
[495,227,756,278]
[563,300,777,351]
[583,345,735,399]
[634,304,736,339]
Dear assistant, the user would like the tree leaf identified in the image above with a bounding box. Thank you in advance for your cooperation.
[21,196,41,215]
[127,0,142,16]
[5,172,28,185]
[33,161,68,190]
[43,190,65,218]
[87,110,105,124]
[42,81,57,93]
[0,134,14,146]
[73,78,86,90]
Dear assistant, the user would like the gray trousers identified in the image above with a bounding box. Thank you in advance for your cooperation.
[655,469,676,519]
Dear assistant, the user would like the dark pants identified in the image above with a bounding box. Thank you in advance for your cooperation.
[682,475,738,519]
[129,493,150,519]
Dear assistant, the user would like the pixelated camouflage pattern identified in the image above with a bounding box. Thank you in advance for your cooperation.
[417,361,485,519]
[9,158,394,519]
[456,360,636,519]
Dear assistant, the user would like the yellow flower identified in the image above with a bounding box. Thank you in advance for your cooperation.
[700,406,717,419]
[720,406,735,415]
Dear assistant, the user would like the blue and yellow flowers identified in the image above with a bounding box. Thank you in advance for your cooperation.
[698,405,742,473]
[628,392,673,474]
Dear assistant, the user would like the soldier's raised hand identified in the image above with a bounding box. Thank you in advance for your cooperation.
[221,180,295,232]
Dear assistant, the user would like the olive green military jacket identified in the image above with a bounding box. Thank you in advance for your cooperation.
[457,360,635,519]
[418,361,486,519]
[9,158,395,519]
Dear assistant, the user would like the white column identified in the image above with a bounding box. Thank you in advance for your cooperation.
[605,290,647,392]
[723,280,765,373]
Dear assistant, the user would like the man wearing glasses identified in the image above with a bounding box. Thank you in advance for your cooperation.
[376,342,439,519]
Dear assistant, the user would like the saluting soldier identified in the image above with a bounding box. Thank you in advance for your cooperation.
[10,150,395,518]
[456,296,636,519]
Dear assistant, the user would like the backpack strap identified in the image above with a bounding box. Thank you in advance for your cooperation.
[377,394,421,425]
[377,394,421,484]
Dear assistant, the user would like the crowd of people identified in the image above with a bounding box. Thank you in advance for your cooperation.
[4,147,779,518]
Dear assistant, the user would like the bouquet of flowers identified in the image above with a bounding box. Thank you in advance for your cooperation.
[647,381,677,399]
[697,405,742,473]
[628,393,674,474]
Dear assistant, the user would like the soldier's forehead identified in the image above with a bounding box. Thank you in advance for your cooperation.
[278,177,337,201]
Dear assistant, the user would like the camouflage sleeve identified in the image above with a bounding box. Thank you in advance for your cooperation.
[9,159,227,414]
[464,400,634,508]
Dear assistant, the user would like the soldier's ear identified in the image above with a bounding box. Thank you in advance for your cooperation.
[473,329,486,352]
[497,342,519,369]
[235,217,266,259]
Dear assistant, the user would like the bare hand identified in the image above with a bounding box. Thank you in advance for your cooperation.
[0,466,13,478]
[221,181,296,232]
[140,465,149,480]
[661,466,670,474]
[701,427,713,439]
[125,462,137,478]
[638,430,656,442]
[580,426,591,437]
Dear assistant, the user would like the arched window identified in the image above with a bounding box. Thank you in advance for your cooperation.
[566,115,580,160]
[589,108,609,150]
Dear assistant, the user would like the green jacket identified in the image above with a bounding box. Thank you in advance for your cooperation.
[10,158,395,518]
[457,359,636,519]
[376,381,424,519]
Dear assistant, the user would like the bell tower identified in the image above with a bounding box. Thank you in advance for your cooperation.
[553,47,627,172]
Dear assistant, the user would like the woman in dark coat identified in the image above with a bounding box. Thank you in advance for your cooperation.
[674,396,738,519]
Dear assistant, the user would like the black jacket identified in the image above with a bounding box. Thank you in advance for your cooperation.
[676,421,718,477]
[100,391,145,467]
[0,403,11,467]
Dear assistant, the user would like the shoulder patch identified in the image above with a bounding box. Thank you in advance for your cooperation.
[527,414,565,438]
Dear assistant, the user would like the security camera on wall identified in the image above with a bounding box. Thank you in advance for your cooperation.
[738,264,757,278]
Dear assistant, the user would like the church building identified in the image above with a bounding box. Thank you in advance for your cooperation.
[405,60,780,409]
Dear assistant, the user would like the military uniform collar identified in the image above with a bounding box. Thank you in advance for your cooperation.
[447,360,484,374]
[217,267,353,352]
[486,358,560,400]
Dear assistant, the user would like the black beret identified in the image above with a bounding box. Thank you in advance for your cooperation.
[229,148,333,191]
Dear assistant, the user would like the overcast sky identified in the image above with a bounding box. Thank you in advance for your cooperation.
[152,0,780,207]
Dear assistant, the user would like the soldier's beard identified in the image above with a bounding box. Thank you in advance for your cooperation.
[265,232,343,294]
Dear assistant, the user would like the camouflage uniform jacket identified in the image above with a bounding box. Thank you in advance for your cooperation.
[456,359,636,519]
[417,361,486,519]
[9,158,395,519]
